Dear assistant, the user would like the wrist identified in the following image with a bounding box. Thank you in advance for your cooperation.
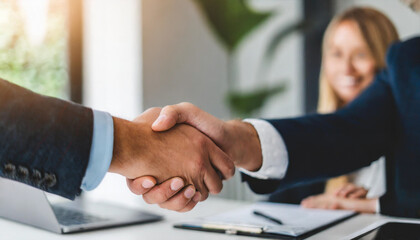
[225,120,262,171]
[108,117,128,174]
[109,117,149,178]
[340,198,377,213]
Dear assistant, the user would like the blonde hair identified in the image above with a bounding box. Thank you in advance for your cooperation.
[317,7,399,113]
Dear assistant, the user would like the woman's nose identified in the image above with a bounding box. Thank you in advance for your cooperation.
[342,57,356,75]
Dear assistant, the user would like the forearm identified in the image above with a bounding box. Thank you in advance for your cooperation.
[0,79,93,199]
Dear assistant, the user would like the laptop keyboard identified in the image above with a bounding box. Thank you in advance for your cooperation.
[52,206,109,226]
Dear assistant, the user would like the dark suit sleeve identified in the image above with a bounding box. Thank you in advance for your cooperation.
[0,79,93,199]
[243,69,397,194]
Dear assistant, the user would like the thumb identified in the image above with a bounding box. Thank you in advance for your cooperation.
[151,103,225,144]
[151,106,180,131]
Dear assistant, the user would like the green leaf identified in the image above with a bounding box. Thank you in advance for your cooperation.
[193,0,273,52]
[256,20,308,86]
[264,20,307,60]
[227,82,287,117]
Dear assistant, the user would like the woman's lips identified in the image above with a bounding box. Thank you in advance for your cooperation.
[336,76,360,88]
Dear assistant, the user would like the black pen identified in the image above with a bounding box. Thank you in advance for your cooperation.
[253,210,284,225]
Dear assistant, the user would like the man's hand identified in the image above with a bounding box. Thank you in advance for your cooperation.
[130,103,263,212]
[108,108,235,202]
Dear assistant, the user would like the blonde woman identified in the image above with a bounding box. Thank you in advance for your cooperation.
[297,7,399,213]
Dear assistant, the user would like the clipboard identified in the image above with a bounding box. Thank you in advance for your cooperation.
[174,202,357,239]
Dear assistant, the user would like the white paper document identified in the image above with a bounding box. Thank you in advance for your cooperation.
[176,202,356,237]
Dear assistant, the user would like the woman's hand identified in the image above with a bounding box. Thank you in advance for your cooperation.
[334,183,368,199]
[301,194,377,213]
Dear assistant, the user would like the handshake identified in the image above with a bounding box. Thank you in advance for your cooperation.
[108,103,263,212]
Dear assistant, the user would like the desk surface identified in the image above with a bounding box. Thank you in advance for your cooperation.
[0,197,418,240]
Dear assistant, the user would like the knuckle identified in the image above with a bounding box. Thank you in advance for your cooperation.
[133,187,143,195]
[179,102,194,109]
[145,190,168,204]
[147,107,162,112]
[163,105,176,114]
[158,203,169,210]
[191,156,206,173]
[200,191,209,201]
[227,163,235,179]
[180,203,195,213]
[173,195,189,207]
[230,167,236,178]
[178,208,190,213]
[212,185,222,194]
[160,190,173,203]
[164,200,187,212]
[126,181,136,193]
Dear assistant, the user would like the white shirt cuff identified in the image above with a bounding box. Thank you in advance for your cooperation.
[239,119,289,180]
[375,199,380,213]
[81,110,114,191]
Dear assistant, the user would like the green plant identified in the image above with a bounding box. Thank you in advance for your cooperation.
[0,1,68,99]
[193,0,305,117]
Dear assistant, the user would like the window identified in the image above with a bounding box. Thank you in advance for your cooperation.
[0,0,69,99]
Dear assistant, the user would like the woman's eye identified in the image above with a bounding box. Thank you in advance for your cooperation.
[330,51,341,58]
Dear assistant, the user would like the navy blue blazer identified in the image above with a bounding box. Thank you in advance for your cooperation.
[0,80,93,199]
[243,37,420,218]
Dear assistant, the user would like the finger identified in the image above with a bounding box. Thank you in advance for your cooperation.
[348,188,368,199]
[334,184,352,197]
[126,176,157,195]
[300,198,312,208]
[158,185,197,212]
[345,185,361,196]
[186,166,209,202]
[178,192,201,213]
[329,202,340,210]
[142,177,185,204]
[302,198,316,208]
[152,103,225,145]
[151,105,183,131]
[207,141,235,180]
[320,203,329,209]
[195,181,209,202]
[336,184,356,198]
[203,158,223,195]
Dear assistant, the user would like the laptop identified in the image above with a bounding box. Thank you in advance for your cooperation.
[0,177,163,234]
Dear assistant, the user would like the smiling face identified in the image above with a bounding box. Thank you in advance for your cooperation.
[324,20,377,105]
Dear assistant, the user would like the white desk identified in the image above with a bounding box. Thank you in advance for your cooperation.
[1,197,418,240]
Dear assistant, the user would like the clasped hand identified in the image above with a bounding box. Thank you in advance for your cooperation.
[118,103,262,212]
